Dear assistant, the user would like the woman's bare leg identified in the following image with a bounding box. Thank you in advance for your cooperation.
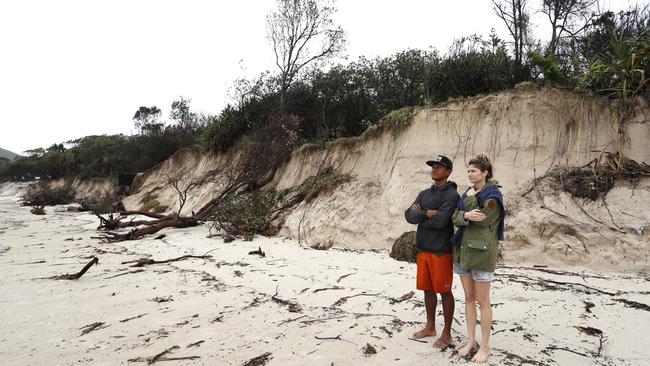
[472,281,492,363]
[457,275,476,357]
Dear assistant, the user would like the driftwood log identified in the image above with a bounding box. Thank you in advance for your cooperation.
[93,211,199,243]
[51,257,99,280]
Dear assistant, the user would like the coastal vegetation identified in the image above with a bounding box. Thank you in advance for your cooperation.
[1,1,647,196]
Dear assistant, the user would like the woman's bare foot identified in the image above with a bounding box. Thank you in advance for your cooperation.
[412,326,437,339]
[433,334,452,349]
[471,346,489,363]
[457,341,476,357]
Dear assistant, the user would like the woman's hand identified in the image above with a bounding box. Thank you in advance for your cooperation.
[464,209,486,222]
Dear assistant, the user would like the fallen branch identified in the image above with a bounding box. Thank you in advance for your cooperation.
[122,255,212,268]
[94,214,199,243]
[336,272,357,283]
[313,286,344,293]
[389,291,414,304]
[300,315,346,324]
[277,315,308,326]
[315,335,342,340]
[614,298,650,312]
[331,292,381,308]
[187,340,205,348]
[120,313,148,323]
[127,345,201,364]
[51,257,99,280]
[544,345,591,358]
[408,338,427,344]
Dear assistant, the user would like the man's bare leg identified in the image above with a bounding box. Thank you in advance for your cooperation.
[471,281,492,363]
[433,291,454,348]
[412,290,438,339]
[457,275,477,357]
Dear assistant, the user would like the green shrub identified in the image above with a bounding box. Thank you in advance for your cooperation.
[24,184,76,206]
[211,189,280,240]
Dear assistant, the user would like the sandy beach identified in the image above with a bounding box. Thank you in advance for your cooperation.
[1,194,649,365]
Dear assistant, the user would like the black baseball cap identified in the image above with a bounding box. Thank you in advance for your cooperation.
[426,155,453,170]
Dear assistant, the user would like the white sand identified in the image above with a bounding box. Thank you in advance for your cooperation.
[1,196,649,365]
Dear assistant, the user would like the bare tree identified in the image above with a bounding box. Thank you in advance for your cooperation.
[541,0,599,56]
[267,0,346,110]
[492,0,530,65]
[166,167,209,217]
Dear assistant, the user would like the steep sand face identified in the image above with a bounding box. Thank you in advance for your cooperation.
[120,85,649,269]
[274,84,649,269]
[122,148,236,215]
[45,177,116,199]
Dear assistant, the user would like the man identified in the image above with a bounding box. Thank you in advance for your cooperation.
[404,155,460,349]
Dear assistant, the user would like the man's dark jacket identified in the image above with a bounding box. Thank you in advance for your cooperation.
[404,181,460,254]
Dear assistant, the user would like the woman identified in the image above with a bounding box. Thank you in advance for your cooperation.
[450,154,505,363]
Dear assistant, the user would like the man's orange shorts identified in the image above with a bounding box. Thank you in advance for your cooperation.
[416,251,453,293]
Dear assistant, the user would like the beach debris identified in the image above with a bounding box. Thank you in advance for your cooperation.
[613,298,650,312]
[379,326,393,337]
[336,272,357,283]
[497,349,545,365]
[575,326,603,337]
[299,315,346,325]
[313,286,344,293]
[543,345,591,358]
[119,313,148,323]
[79,321,108,336]
[105,269,145,279]
[187,340,205,348]
[127,345,200,364]
[315,334,342,340]
[234,270,244,277]
[242,352,272,366]
[210,315,225,323]
[122,255,212,267]
[331,292,380,308]
[277,315,307,326]
[154,234,166,240]
[150,296,173,303]
[93,210,199,243]
[271,286,302,313]
[248,246,266,257]
[31,205,46,215]
[408,337,427,343]
[493,324,525,335]
[389,291,415,304]
[50,257,99,280]
[363,343,377,356]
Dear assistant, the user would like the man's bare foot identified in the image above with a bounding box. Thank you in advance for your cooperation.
[433,334,452,349]
[471,347,489,363]
[412,327,437,339]
[457,341,476,357]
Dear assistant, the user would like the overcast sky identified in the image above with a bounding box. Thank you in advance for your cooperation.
[0,0,641,154]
